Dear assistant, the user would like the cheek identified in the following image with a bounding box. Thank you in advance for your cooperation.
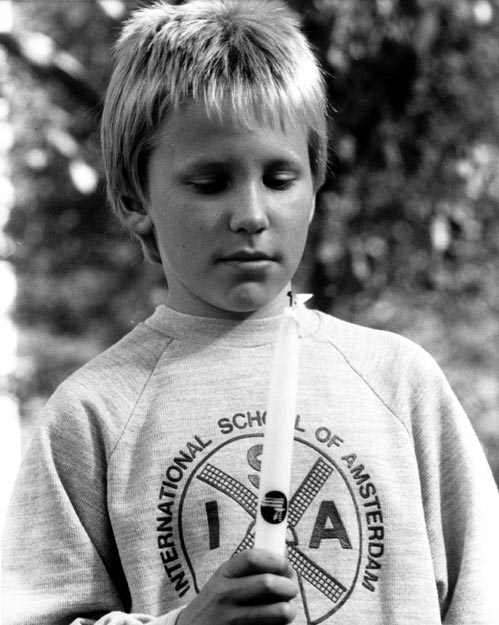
[282,204,313,261]
[165,217,209,266]
[150,195,191,247]
[286,196,314,237]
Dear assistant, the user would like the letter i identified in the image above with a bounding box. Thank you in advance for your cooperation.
[205,501,220,550]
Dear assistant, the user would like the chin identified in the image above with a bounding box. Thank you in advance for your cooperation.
[220,286,284,317]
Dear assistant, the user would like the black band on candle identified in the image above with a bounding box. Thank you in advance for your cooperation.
[260,491,288,524]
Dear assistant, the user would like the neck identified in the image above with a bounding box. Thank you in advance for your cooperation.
[165,285,293,320]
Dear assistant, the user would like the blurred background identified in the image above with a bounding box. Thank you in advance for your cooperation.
[0,0,497,503]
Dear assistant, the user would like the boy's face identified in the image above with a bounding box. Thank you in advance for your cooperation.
[141,101,315,318]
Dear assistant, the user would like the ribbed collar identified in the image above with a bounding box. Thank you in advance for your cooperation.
[144,304,321,347]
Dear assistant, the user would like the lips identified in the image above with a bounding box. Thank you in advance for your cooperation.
[220,250,274,262]
[217,250,276,274]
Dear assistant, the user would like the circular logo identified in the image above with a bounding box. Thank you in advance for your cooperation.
[177,434,362,623]
[260,490,288,524]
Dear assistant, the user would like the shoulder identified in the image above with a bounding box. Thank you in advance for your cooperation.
[39,312,174,454]
[69,314,172,392]
[310,309,452,422]
[312,309,437,371]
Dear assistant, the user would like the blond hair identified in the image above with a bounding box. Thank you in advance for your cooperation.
[101,0,328,261]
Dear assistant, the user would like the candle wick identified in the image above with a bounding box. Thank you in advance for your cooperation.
[287,290,294,307]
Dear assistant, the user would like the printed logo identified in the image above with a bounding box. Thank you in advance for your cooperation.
[156,421,385,624]
[176,434,362,624]
[261,490,287,524]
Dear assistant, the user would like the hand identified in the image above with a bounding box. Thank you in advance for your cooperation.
[88,613,156,624]
[176,549,299,625]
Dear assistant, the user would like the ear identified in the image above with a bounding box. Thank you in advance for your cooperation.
[119,195,154,235]
[308,195,317,225]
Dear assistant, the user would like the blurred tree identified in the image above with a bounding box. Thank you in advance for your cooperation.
[296,0,499,481]
[2,0,166,423]
[1,0,498,482]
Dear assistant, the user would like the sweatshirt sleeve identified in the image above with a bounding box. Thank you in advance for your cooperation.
[1,381,184,625]
[408,348,499,623]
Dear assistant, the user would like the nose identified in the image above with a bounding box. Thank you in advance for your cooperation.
[229,183,270,234]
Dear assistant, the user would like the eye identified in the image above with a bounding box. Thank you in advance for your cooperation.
[188,176,228,195]
[263,172,297,191]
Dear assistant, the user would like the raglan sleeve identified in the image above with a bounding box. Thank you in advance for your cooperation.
[409,348,499,623]
[1,380,185,625]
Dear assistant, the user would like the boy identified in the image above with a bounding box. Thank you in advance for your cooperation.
[3,1,499,624]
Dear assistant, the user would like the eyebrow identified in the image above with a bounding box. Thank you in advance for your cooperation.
[178,154,305,173]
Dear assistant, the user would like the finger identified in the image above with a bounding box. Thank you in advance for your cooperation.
[224,549,291,579]
[234,573,299,605]
[96,613,153,625]
[281,559,295,580]
[231,600,297,625]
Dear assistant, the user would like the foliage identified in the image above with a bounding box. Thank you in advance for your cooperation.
[1,0,498,482]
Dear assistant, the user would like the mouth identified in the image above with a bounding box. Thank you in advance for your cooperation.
[221,251,274,262]
[218,250,276,270]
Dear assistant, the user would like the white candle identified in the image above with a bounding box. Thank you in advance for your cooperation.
[254,304,300,556]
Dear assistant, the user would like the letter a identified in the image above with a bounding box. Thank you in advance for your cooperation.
[309,501,352,549]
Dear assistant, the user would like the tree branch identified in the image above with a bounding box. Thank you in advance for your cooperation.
[0,31,102,111]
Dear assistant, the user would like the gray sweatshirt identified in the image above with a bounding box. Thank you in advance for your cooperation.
[3,305,499,624]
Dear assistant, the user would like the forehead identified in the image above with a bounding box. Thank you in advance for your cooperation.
[151,101,310,167]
